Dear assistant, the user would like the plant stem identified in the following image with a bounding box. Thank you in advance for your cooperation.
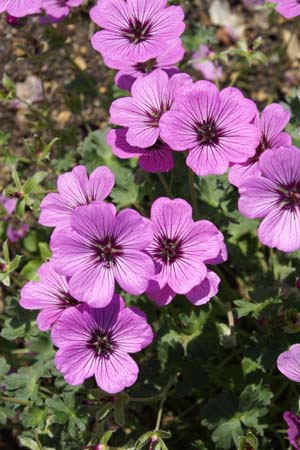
[130,394,162,403]
[34,431,44,450]
[1,395,32,406]
[188,168,199,218]
[156,173,173,198]
[154,376,175,431]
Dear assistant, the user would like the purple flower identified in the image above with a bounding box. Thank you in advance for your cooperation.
[0,195,17,220]
[238,146,300,253]
[145,197,224,304]
[39,165,115,229]
[277,344,300,382]
[275,0,300,19]
[105,39,185,91]
[110,69,192,149]
[51,295,153,394]
[42,0,84,22]
[0,0,42,17]
[7,223,29,243]
[20,260,80,331]
[229,103,291,187]
[5,13,22,25]
[283,411,300,450]
[192,45,223,82]
[90,0,185,64]
[107,128,174,173]
[160,82,259,176]
[50,202,154,307]
[147,270,221,307]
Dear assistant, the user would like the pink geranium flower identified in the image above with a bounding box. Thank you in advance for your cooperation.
[20,260,80,331]
[160,81,259,176]
[50,202,154,307]
[107,128,174,173]
[275,0,300,19]
[7,223,29,243]
[146,197,224,305]
[42,0,83,22]
[277,344,300,382]
[39,165,115,229]
[238,146,300,252]
[229,103,291,187]
[192,45,223,82]
[283,411,300,450]
[0,0,42,17]
[110,69,192,149]
[51,295,153,394]
[90,0,185,64]
[0,195,17,220]
[105,39,185,91]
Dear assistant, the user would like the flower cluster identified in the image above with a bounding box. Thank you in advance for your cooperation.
[21,164,225,393]
[1,0,83,21]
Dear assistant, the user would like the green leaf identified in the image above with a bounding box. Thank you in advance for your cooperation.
[1,317,28,340]
[12,169,22,190]
[23,231,38,253]
[238,431,258,450]
[8,255,22,272]
[3,240,9,263]
[19,437,40,450]
[23,171,47,195]
[16,199,25,219]
[21,406,48,429]
[46,392,88,438]
[101,430,115,447]
[77,128,115,172]
[234,297,282,319]
[111,168,139,208]
[134,431,153,450]
[2,73,15,93]
[114,393,128,426]
[20,259,42,281]
[0,357,10,379]
[39,242,52,261]
[5,362,51,401]
[202,384,273,449]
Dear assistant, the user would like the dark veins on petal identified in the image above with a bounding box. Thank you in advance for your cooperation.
[122,18,152,44]
[88,330,115,358]
[94,237,122,268]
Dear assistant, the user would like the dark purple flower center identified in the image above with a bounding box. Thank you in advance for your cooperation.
[195,120,219,145]
[122,18,152,44]
[61,292,79,308]
[134,59,157,74]
[89,330,115,357]
[248,134,269,164]
[278,183,300,211]
[94,238,122,268]
[155,236,182,263]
